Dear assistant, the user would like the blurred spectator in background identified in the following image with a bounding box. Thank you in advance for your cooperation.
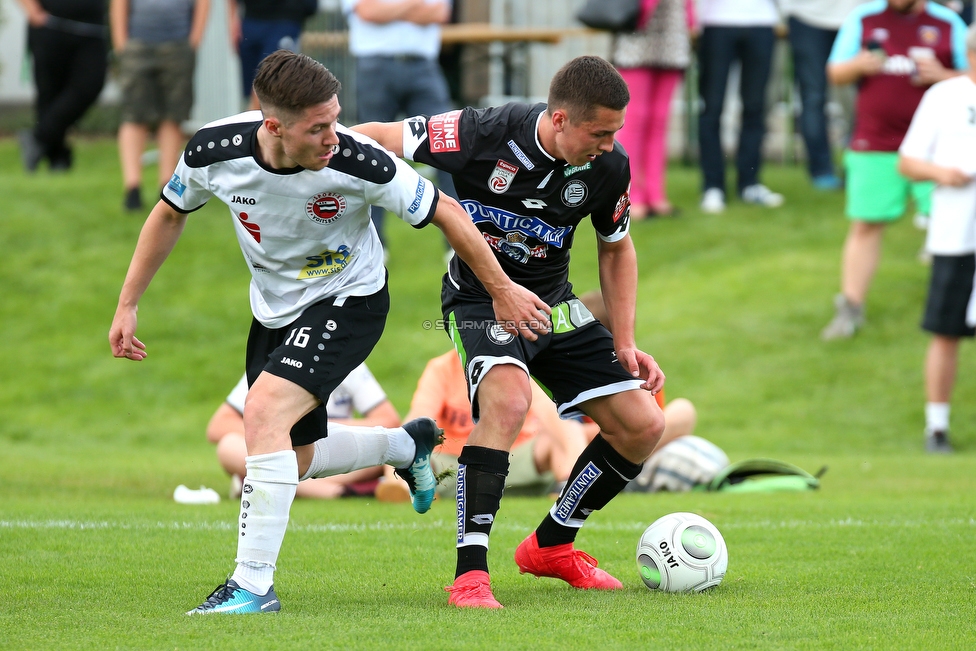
[820,0,967,341]
[342,0,458,246]
[782,0,871,191]
[611,0,697,220]
[15,0,109,173]
[227,0,319,109]
[208,364,401,498]
[376,350,590,501]
[111,0,210,211]
[697,0,784,214]
[897,24,976,453]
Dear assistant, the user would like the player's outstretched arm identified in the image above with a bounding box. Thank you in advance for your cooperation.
[109,200,188,361]
[432,194,550,340]
[350,121,405,156]
[597,234,664,393]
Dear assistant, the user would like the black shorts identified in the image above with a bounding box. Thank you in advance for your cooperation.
[922,254,976,338]
[245,283,390,446]
[443,296,642,420]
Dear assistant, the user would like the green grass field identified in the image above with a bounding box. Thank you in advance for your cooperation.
[2,139,975,650]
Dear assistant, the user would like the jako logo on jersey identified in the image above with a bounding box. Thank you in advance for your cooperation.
[564,162,591,177]
[237,211,261,243]
[461,200,572,246]
[507,140,534,170]
[562,180,588,206]
[167,173,186,197]
[298,245,353,279]
[232,195,256,205]
[488,160,519,194]
[428,110,462,152]
[553,462,602,525]
[306,192,347,225]
[281,357,303,368]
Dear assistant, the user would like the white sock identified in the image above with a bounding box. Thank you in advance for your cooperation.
[925,402,950,434]
[300,424,415,480]
[231,450,298,595]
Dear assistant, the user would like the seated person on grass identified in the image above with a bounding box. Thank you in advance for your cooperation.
[208,363,399,499]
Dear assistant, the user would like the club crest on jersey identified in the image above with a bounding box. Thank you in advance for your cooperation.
[306,192,347,225]
[562,180,588,206]
[488,160,519,194]
[918,25,941,46]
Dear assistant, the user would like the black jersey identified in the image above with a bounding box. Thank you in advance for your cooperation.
[403,103,632,306]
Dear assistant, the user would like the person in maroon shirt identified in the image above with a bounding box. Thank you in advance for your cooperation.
[821,0,968,340]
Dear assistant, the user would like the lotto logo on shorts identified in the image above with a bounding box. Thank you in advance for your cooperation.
[428,110,462,153]
[552,462,601,525]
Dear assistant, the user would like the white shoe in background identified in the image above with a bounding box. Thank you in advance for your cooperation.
[741,184,784,207]
[700,188,726,214]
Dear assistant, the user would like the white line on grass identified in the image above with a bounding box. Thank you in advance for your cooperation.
[3,517,976,533]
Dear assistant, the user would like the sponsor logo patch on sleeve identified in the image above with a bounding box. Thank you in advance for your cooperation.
[428,110,462,153]
[167,173,186,197]
[612,186,631,224]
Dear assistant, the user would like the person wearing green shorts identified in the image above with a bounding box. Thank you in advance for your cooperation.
[820,0,968,341]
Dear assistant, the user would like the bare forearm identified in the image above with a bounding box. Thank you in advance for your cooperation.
[598,238,639,349]
[109,0,129,50]
[117,202,188,308]
[434,196,511,297]
[351,121,405,156]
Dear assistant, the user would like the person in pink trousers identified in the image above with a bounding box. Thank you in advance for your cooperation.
[611,0,697,219]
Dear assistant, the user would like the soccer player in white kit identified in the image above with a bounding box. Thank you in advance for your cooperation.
[108,50,549,614]
[898,24,976,454]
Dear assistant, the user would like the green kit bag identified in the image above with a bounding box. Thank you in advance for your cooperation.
[704,459,826,493]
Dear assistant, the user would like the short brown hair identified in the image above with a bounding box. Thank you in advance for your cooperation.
[547,56,630,122]
[252,50,342,123]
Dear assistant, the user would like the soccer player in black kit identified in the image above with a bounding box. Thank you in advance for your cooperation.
[356,56,666,608]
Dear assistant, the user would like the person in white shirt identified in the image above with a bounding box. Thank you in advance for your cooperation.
[697,0,785,213]
[209,364,400,498]
[898,24,976,454]
[108,50,549,615]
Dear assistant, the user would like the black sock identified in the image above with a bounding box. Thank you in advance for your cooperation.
[455,445,509,578]
[535,434,642,548]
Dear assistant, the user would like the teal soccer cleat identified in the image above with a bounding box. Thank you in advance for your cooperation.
[186,580,280,615]
[395,417,444,514]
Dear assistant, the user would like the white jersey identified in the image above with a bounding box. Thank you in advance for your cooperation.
[899,75,976,255]
[225,362,387,419]
[162,111,439,328]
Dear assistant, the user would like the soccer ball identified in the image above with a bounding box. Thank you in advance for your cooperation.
[636,512,728,593]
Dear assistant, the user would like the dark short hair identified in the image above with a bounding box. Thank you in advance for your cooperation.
[252,50,342,123]
[547,56,630,122]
